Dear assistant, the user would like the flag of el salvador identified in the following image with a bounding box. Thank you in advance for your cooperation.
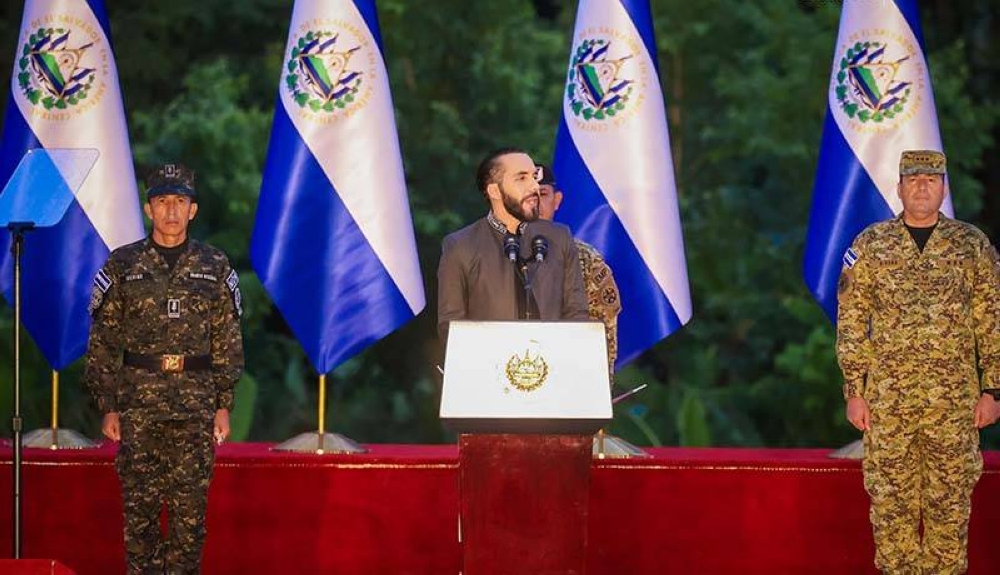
[251,0,424,374]
[553,0,692,367]
[0,0,144,368]
[804,0,950,321]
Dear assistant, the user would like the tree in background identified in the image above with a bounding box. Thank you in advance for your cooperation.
[0,0,995,447]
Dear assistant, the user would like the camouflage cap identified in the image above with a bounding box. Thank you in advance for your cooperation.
[899,150,946,176]
[535,163,556,187]
[146,163,196,200]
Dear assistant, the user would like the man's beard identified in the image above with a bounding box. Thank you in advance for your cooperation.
[500,185,539,222]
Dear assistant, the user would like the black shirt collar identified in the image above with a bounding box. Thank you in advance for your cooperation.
[487,211,526,237]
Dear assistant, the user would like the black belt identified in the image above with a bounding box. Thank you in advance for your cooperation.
[123,351,212,373]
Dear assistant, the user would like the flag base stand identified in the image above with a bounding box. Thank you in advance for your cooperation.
[828,439,863,459]
[271,375,367,454]
[21,427,96,449]
[592,429,649,459]
[272,431,367,455]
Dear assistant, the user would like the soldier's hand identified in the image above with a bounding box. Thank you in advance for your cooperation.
[973,394,1000,429]
[213,409,230,445]
[102,412,121,442]
[846,397,871,432]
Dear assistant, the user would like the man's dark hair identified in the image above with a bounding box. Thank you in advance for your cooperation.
[476,146,528,196]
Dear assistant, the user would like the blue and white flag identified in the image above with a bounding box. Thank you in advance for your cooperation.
[0,0,144,369]
[251,0,425,374]
[553,0,691,367]
[804,0,950,321]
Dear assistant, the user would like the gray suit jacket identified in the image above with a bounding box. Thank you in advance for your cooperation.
[437,216,589,341]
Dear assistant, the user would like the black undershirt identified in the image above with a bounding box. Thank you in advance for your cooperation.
[152,238,189,270]
[904,222,937,253]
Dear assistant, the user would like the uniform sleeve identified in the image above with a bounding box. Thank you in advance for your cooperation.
[437,234,468,343]
[561,238,589,320]
[973,239,1000,390]
[580,246,621,373]
[84,259,123,414]
[598,261,622,371]
[836,235,874,400]
[212,263,244,411]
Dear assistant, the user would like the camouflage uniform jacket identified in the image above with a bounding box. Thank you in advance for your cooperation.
[836,214,1000,410]
[85,238,244,419]
[575,240,621,370]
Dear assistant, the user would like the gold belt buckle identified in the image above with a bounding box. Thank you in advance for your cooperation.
[161,354,184,372]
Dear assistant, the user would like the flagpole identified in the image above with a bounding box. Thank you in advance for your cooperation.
[11,226,25,558]
[273,373,365,455]
[50,371,57,432]
[318,374,326,449]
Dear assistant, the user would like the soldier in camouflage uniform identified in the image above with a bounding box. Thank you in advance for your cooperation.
[536,164,622,374]
[837,150,1000,574]
[85,164,244,575]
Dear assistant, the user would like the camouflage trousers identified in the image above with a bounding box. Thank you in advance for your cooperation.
[117,414,215,575]
[863,407,983,575]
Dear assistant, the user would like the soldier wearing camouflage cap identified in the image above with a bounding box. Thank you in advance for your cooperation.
[85,163,244,574]
[837,150,1000,573]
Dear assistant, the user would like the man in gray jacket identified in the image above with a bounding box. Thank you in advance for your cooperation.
[437,147,588,342]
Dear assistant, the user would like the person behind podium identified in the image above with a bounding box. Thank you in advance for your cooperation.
[84,163,244,574]
[535,163,621,375]
[437,147,588,341]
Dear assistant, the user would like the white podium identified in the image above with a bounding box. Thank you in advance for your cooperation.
[440,320,612,574]
[440,320,612,434]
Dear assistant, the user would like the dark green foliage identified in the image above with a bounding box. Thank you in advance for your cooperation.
[0,0,996,447]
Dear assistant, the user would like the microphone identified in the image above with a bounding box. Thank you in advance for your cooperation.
[503,234,520,263]
[531,235,549,262]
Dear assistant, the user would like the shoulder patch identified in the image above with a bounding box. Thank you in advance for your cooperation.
[94,269,112,292]
[843,247,859,269]
[602,285,619,306]
[89,268,113,315]
[89,290,103,316]
[225,269,243,318]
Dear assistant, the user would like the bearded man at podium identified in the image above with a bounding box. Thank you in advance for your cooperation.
[437,147,588,341]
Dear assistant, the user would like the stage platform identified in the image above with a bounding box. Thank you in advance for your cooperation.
[0,443,997,574]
